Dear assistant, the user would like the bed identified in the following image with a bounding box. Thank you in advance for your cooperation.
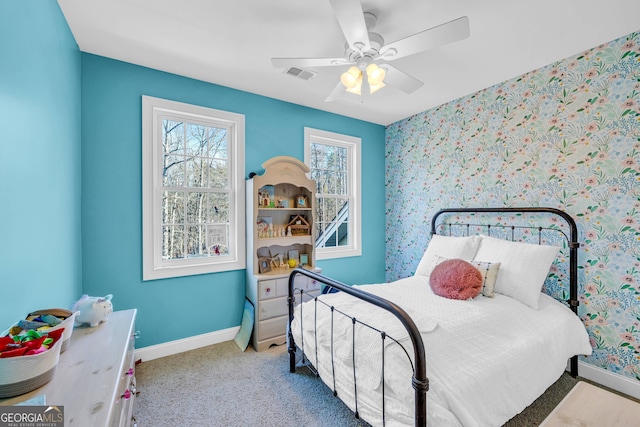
[286,207,592,427]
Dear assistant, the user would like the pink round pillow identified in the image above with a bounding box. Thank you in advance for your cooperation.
[429,259,483,300]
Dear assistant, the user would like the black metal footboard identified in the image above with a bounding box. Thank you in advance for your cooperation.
[288,268,429,427]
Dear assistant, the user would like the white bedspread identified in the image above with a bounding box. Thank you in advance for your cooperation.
[290,275,592,427]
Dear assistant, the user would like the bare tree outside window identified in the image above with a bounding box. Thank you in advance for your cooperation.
[161,119,230,260]
[310,142,349,248]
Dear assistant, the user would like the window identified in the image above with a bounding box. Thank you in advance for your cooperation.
[142,96,245,280]
[304,127,361,260]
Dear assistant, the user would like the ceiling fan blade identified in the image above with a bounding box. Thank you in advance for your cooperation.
[382,64,424,93]
[325,81,346,102]
[380,16,470,61]
[271,57,351,69]
[328,0,370,53]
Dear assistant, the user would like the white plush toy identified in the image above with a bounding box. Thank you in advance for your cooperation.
[72,294,113,327]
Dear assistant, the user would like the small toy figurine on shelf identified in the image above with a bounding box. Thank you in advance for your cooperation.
[286,226,292,237]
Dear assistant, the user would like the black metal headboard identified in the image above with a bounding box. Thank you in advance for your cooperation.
[430,207,581,376]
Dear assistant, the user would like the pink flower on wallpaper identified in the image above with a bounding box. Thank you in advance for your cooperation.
[622,158,637,168]
[622,275,635,284]
[621,332,634,342]
[586,122,599,132]
[622,216,636,225]
[586,176,598,186]
[623,98,637,109]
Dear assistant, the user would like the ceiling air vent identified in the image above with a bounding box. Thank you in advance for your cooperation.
[284,67,316,81]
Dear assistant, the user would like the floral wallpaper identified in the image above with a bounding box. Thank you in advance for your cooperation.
[385,32,640,381]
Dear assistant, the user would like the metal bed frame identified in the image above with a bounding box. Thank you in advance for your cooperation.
[287,207,581,427]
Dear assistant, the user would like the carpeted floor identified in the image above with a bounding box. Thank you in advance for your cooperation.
[134,340,581,426]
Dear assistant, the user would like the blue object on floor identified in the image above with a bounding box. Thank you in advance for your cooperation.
[234,299,254,351]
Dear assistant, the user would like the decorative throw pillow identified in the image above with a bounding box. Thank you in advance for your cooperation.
[474,235,560,309]
[415,235,481,277]
[434,255,501,298]
[429,259,483,300]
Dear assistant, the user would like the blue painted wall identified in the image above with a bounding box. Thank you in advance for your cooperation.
[80,54,386,348]
[0,1,82,329]
[0,1,385,349]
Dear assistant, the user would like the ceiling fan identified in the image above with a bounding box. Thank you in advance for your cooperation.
[271,0,470,102]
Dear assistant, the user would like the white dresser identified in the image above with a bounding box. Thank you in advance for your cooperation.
[0,309,138,427]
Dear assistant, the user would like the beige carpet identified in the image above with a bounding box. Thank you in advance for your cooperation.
[135,340,580,426]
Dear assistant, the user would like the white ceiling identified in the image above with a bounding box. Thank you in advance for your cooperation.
[57,0,640,126]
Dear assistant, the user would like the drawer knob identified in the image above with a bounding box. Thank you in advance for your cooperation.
[265,287,271,293]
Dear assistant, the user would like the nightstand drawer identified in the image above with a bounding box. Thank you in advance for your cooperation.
[292,276,321,293]
[258,278,288,300]
[259,296,288,321]
[258,316,288,341]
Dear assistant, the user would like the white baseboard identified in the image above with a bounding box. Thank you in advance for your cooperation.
[135,326,240,362]
[578,361,640,400]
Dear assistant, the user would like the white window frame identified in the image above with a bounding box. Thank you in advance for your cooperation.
[304,127,361,260]
[142,96,245,280]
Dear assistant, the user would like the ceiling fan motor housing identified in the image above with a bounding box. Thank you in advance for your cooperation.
[345,31,384,64]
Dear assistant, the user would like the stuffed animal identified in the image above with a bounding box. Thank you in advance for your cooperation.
[72,294,113,327]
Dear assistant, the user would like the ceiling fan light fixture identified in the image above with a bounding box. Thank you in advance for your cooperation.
[345,73,363,95]
[340,66,361,89]
[366,63,385,86]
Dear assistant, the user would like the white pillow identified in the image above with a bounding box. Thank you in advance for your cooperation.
[473,235,560,309]
[415,235,481,277]
[433,255,501,298]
